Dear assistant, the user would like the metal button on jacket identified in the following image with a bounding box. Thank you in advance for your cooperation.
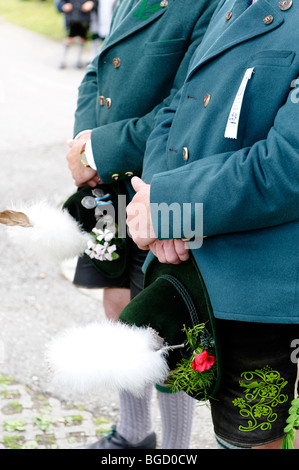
[225,11,232,20]
[113,57,121,68]
[278,0,292,10]
[160,0,168,7]
[112,173,119,180]
[203,93,211,107]
[106,98,112,108]
[183,147,189,161]
[263,15,274,24]
[99,95,105,106]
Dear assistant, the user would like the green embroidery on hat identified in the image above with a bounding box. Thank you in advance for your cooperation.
[133,0,162,20]
[232,366,288,432]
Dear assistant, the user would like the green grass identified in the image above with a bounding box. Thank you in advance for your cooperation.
[0,0,66,41]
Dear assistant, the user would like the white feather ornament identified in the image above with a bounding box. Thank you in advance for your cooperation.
[0,201,91,263]
[46,320,169,397]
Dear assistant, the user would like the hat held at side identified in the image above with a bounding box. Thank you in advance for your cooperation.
[46,256,221,401]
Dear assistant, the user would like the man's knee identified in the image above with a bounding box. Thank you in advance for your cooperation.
[103,288,131,321]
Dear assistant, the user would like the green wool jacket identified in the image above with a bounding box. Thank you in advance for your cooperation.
[73,0,219,198]
[142,0,299,324]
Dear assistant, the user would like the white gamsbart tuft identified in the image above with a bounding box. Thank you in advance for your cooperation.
[46,320,169,397]
[5,201,90,262]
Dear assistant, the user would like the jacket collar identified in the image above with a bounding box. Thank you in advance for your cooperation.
[100,0,170,53]
[187,0,284,79]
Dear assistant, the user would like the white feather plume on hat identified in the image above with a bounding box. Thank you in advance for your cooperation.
[0,201,171,395]
[46,320,169,397]
[0,200,91,262]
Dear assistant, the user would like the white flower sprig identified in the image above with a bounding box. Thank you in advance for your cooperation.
[85,227,120,261]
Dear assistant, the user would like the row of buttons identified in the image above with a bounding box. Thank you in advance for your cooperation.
[99,56,121,107]
[98,55,122,107]
[111,171,134,181]
[226,10,275,24]
[181,92,211,162]
[99,96,111,107]
[225,0,292,23]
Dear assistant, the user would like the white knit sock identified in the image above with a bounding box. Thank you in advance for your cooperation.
[76,42,85,67]
[116,385,154,444]
[158,389,196,449]
[216,435,250,449]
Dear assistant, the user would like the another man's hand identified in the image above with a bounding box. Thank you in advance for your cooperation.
[82,1,95,12]
[150,239,190,264]
[66,133,99,187]
[127,177,190,264]
[61,2,73,13]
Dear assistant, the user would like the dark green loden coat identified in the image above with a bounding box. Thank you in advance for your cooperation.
[142,0,299,324]
[73,0,220,198]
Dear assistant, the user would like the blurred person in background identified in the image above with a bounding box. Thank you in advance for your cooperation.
[59,0,97,68]
[90,0,115,60]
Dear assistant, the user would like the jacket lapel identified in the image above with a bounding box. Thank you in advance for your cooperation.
[187,0,284,78]
[101,0,170,52]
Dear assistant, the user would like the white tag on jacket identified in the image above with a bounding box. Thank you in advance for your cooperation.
[224,67,254,139]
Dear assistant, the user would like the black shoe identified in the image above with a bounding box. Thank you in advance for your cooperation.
[78,426,156,449]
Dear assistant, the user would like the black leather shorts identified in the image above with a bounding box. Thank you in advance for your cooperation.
[210,319,299,448]
[68,22,89,39]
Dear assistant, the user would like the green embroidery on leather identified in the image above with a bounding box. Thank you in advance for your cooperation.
[133,0,162,20]
[232,366,288,432]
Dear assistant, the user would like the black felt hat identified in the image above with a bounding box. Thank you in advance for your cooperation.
[63,184,128,279]
[119,255,221,401]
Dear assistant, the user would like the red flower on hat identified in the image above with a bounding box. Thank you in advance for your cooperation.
[192,350,216,373]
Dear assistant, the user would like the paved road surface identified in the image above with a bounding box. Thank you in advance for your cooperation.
[0,18,216,450]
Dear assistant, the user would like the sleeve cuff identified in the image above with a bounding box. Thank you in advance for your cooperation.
[85,139,97,170]
[75,129,92,139]
[74,131,97,171]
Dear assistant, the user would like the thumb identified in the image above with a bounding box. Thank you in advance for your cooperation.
[131,176,146,193]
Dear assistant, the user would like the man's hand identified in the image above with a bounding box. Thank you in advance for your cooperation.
[127,177,190,264]
[61,2,73,13]
[126,177,156,250]
[150,239,190,264]
[66,133,99,187]
[82,1,95,12]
